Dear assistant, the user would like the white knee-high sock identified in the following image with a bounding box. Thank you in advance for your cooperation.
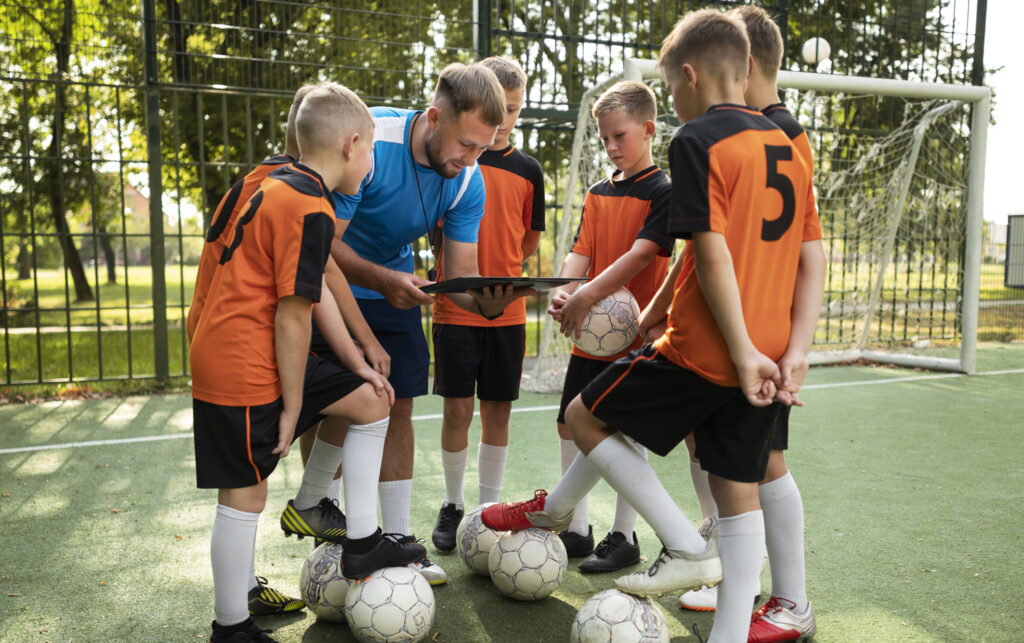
[343,418,388,540]
[477,442,507,505]
[709,510,764,643]
[585,433,705,553]
[379,479,412,536]
[441,446,468,508]
[690,460,718,520]
[294,436,344,510]
[211,505,259,627]
[559,438,591,535]
[761,472,807,610]
[609,443,645,536]
[328,477,341,505]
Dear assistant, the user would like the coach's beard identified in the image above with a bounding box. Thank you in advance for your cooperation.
[424,130,460,179]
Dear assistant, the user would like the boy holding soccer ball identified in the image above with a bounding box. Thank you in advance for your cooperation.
[547,80,674,573]
[191,84,425,643]
[482,8,825,643]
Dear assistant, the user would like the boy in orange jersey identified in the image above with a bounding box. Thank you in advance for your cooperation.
[190,84,425,643]
[547,80,673,573]
[675,8,823,641]
[481,9,826,643]
[428,56,546,552]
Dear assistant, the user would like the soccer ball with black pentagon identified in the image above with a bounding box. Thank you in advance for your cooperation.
[344,566,435,642]
[573,287,641,357]
[299,541,353,622]
[487,527,567,601]
[457,503,507,576]
[570,588,670,642]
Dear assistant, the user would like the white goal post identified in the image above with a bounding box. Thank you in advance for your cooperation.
[530,59,990,392]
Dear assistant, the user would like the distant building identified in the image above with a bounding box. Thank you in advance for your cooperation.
[985,220,1008,263]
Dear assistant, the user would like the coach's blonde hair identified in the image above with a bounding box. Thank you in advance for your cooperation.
[432,62,506,127]
[729,5,784,80]
[295,83,374,157]
[592,80,657,123]
[657,8,750,85]
[480,56,528,91]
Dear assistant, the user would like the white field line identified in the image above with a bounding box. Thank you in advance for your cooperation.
[2,369,1022,456]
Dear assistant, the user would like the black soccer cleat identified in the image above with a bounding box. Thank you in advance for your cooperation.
[247,576,304,615]
[209,617,278,642]
[341,529,428,580]
[279,498,346,543]
[431,502,464,552]
[558,524,595,557]
[579,530,641,573]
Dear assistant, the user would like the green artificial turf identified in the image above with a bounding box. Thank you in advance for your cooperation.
[1,344,1023,642]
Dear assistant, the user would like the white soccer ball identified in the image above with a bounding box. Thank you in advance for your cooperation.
[487,527,567,601]
[801,37,831,64]
[456,504,507,576]
[299,541,353,622]
[573,287,641,357]
[570,589,671,643]
[344,566,435,642]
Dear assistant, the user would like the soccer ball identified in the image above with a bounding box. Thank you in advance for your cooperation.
[456,503,507,576]
[344,566,435,642]
[299,541,353,622]
[801,37,831,64]
[487,527,567,601]
[570,589,670,643]
[573,287,641,357]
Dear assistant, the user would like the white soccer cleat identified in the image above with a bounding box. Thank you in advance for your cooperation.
[615,539,722,597]
[408,555,448,586]
[678,584,718,611]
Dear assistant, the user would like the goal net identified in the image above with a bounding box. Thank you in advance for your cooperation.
[522,62,990,393]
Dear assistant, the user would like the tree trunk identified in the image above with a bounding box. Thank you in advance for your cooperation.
[16,232,31,279]
[99,228,117,284]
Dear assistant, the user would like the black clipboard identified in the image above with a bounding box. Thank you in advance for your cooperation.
[419,276,584,294]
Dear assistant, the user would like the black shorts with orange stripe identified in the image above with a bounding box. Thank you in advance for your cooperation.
[578,344,783,483]
[557,353,612,424]
[193,354,366,489]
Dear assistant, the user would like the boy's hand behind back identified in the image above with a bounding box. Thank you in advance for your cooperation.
[774,349,809,407]
[735,350,782,407]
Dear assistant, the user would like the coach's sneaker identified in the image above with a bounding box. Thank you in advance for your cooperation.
[615,539,722,597]
[480,490,573,532]
[747,597,816,642]
[431,502,464,552]
[341,529,427,580]
[209,617,278,642]
[559,525,595,557]
[247,576,304,615]
[280,498,347,543]
[579,531,641,573]
[399,534,448,585]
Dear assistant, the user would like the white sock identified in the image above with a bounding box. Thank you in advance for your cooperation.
[585,433,705,553]
[328,477,341,505]
[477,442,508,505]
[609,441,647,536]
[690,460,718,520]
[211,504,259,627]
[709,510,764,643]
[248,527,257,593]
[761,472,808,610]
[559,438,591,536]
[441,446,468,509]
[343,418,388,540]
[294,436,343,510]
[379,479,412,536]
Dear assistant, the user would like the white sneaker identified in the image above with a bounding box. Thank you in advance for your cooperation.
[398,535,448,586]
[615,539,722,597]
[678,584,765,612]
[748,597,816,641]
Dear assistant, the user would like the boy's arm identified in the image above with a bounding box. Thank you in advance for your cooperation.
[638,249,682,342]
[558,239,661,339]
[776,239,826,406]
[548,251,591,321]
[521,230,542,260]
[323,256,390,377]
[313,277,395,406]
[274,295,314,457]
[692,231,780,407]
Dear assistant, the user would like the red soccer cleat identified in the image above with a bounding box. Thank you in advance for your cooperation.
[747,597,816,642]
[480,490,573,532]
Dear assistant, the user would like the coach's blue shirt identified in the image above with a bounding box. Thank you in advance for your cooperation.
[333,106,487,299]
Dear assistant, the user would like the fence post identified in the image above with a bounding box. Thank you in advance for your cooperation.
[142,0,169,383]
[474,0,492,59]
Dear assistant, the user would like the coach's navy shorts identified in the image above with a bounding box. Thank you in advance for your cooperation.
[357,297,429,399]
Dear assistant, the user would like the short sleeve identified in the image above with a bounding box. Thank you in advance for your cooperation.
[801,180,823,241]
[636,180,674,256]
[439,165,486,243]
[667,132,713,239]
[527,158,546,232]
[275,210,334,302]
[570,192,595,258]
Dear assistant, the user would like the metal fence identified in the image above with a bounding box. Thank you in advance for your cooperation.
[1,0,1007,388]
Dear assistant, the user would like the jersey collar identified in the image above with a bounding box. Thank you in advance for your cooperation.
[707,103,762,116]
[610,164,659,186]
[290,161,332,197]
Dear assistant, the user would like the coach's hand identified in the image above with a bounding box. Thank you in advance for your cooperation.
[383,270,435,309]
[469,283,534,320]
[274,406,300,457]
[356,365,395,406]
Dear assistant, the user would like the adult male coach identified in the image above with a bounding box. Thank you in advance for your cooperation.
[328,62,530,584]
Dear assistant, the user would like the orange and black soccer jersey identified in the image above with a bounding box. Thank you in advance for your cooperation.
[187,154,295,340]
[190,163,336,406]
[654,104,818,386]
[762,103,822,242]
[571,166,673,361]
[433,145,545,326]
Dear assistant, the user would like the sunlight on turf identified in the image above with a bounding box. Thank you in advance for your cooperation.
[106,398,148,428]
[824,605,943,641]
[15,451,67,476]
